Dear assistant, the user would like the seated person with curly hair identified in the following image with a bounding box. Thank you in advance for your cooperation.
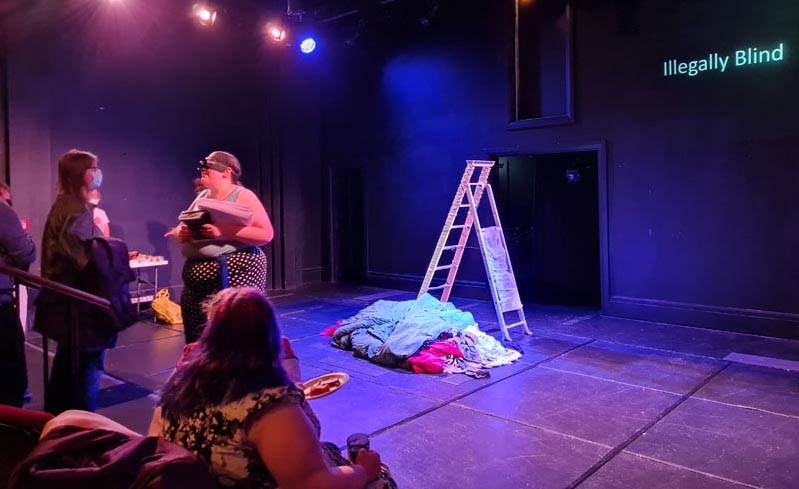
[148,287,385,489]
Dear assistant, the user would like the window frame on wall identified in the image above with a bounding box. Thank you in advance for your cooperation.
[509,0,575,130]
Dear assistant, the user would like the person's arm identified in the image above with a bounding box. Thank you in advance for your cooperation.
[249,403,381,489]
[93,208,111,238]
[0,203,35,270]
[164,190,208,243]
[164,223,192,243]
[281,336,302,384]
[147,406,163,436]
[201,188,274,246]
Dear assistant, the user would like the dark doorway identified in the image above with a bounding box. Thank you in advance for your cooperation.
[331,167,367,284]
[493,151,600,306]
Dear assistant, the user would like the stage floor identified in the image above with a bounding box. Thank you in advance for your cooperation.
[24,284,799,488]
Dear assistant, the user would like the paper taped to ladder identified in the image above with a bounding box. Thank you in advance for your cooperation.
[495,271,523,312]
[482,227,511,272]
[482,227,523,311]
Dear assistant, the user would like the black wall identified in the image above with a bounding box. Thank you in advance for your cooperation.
[4,0,324,295]
[4,0,797,339]
[320,0,799,338]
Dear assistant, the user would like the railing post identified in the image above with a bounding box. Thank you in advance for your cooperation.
[42,334,49,398]
[68,299,81,408]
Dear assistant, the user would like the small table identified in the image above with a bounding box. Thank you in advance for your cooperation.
[129,259,169,310]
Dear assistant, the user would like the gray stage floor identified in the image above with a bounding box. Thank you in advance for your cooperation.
[23,284,799,488]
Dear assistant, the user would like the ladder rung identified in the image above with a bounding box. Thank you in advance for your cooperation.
[468,183,485,186]
[458,204,470,208]
[469,161,494,167]
[442,245,464,251]
[450,224,467,230]
[426,284,449,291]
[434,264,455,271]
[505,321,527,329]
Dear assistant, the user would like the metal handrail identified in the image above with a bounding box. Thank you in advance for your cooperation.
[0,261,110,309]
[1,260,112,407]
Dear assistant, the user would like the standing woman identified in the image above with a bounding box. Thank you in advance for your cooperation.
[35,149,107,414]
[166,151,273,343]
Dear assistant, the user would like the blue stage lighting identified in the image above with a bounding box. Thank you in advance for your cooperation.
[300,37,316,54]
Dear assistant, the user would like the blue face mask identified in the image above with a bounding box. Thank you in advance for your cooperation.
[89,168,103,189]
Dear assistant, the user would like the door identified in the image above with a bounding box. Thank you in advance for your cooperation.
[494,151,600,306]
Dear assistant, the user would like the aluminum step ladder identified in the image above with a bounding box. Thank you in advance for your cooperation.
[419,160,531,341]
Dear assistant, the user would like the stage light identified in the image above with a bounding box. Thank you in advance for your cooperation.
[299,37,316,54]
[266,22,286,42]
[192,4,217,26]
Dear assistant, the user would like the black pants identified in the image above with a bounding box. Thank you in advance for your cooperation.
[0,301,27,407]
[44,346,105,415]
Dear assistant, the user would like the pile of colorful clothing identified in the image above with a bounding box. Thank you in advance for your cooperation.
[330,294,521,377]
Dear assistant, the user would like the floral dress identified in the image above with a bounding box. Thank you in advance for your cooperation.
[159,385,317,488]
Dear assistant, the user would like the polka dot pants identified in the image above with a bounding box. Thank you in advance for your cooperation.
[180,247,267,343]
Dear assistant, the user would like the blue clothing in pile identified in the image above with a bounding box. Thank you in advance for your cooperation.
[332,294,475,368]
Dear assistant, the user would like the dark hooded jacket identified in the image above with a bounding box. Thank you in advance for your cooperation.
[34,195,137,350]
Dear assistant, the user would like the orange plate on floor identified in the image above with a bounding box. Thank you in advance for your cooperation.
[302,372,349,400]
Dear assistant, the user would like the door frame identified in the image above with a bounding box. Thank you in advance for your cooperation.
[487,141,609,310]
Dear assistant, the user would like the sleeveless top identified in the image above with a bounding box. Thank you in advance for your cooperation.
[181,186,247,260]
[159,385,319,489]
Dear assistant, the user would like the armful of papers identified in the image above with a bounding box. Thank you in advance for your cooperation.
[195,198,253,226]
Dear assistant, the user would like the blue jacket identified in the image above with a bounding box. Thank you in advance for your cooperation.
[0,200,36,303]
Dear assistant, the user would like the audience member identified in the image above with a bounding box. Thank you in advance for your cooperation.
[149,287,385,489]
[165,151,273,343]
[34,150,118,413]
[192,177,205,194]
[0,182,36,406]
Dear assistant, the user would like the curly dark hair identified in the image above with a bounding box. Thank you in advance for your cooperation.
[159,287,289,417]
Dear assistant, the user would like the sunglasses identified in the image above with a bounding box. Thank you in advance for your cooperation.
[198,158,229,173]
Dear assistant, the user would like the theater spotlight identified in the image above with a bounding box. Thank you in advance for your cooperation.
[266,22,286,42]
[299,37,316,54]
[192,4,217,26]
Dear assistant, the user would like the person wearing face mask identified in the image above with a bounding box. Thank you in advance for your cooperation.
[34,149,124,414]
[88,188,110,238]
[0,181,36,406]
[165,151,274,343]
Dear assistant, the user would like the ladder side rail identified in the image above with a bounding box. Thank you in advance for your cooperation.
[418,166,476,297]
[440,166,493,302]
[419,191,465,293]
[485,184,531,335]
[441,194,475,302]
[464,180,511,340]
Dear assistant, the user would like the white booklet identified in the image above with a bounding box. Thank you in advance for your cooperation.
[195,198,252,226]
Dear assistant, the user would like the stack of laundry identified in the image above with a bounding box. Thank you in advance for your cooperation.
[331,294,521,376]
